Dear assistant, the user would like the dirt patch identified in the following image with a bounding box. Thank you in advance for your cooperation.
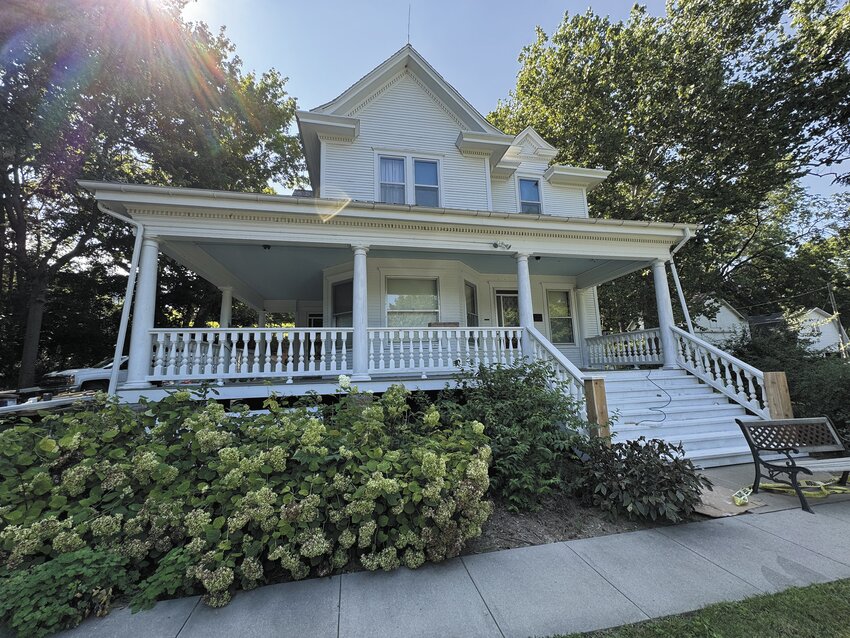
[464,495,652,554]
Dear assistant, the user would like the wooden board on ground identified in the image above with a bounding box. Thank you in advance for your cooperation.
[696,484,765,517]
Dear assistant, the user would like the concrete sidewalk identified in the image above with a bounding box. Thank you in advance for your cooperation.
[60,496,850,638]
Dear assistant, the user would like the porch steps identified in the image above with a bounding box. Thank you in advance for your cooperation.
[597,369,759,468]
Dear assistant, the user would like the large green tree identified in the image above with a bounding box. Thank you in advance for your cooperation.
[0,0,302,387]
[490,0,849,329]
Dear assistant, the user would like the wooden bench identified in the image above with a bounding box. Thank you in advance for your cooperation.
[736,417,850,513]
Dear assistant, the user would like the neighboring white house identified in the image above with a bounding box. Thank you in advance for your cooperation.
[77,45,791,466]
[693,300,749,346]
[694,299,848,355]
[791,307,850,355]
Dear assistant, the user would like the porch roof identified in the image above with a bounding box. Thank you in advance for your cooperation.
[79,181,699,308]
[79,180,699,235]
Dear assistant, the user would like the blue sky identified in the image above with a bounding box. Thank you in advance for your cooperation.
[182,0,844,197]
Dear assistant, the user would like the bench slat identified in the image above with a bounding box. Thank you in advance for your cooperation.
[795,459,850,471]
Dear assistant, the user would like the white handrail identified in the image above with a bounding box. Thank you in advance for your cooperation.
[586,328,663,367]
[147,328,353,383]
[671,326,769,418]
[368,327,523,377]
[671,326,764,378]
[526,326,586,403]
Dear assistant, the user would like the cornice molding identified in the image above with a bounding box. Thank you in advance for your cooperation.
[127,206,671,246]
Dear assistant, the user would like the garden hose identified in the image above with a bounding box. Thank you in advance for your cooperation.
[757,479,850,498]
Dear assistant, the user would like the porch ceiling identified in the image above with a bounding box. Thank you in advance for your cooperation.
[161,240,652,305]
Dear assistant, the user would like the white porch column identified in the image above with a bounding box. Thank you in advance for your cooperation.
[257,310,267,328]
[516,252,535,356]
[125,237,159,389]
[574,288,590,367]
[219,286,233,329]
[652,260,679,369]
[351,244,370,381]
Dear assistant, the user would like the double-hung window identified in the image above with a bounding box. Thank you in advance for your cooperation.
[386,278,439,327]
[332,280,353,327]
[546,290,574,343]
[519,178,542,213]
[464,282,479,327]
[379,157,406,205]
[378,154,441,207]
[414,159,439,207]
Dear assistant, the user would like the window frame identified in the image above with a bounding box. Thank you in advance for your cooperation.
[464,281,479,327]
[330,279,354,328]
[384,276,441,327]
[413,158,440,207]
[517,176,543,214]
[374,151,443,207]
[543,287,576,345]
[378,155,407,205]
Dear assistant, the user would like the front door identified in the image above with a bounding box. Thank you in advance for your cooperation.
[495,290,519,327]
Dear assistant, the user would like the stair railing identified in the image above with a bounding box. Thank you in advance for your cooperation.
[671,326,770,418]
[525,326,587,404]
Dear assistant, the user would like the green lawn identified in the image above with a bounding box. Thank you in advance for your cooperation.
[561,578,850,638]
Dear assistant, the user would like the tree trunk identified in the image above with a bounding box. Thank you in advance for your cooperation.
[17,280,47,389]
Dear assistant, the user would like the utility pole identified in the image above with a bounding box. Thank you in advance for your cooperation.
[827,282,849,359]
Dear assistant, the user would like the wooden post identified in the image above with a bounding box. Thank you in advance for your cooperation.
[764,371,794,419]
[584,377,611,442]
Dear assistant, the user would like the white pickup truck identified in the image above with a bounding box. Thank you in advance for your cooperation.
[39,356,129,393]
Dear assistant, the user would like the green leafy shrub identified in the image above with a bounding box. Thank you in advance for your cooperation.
[0,548,130,638]
[0,381,491,633]
[130,547,196,612]
[565,436,712,523]
[440,360,585,512]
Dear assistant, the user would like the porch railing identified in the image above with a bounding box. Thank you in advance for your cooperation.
[586,328,664,367]
[526,326,586,403]
[148,328,353,383]
[671,326,770,418]
[368,327,523,376]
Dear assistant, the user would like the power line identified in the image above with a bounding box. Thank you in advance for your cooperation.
[738,286,830,310]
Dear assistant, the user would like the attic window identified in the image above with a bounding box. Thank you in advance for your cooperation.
[519,178,542,214]
[379,157,406,205]
[377,153,442,207]
[414,160,439,207]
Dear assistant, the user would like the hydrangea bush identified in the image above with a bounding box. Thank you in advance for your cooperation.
[0,381,491,634]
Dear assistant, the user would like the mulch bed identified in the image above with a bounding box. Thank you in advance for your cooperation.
[464,495,651,555]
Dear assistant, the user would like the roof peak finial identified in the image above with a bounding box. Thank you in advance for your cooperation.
[407,3,411,45]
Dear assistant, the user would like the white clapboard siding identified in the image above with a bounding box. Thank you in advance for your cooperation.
[490,172,588,218]
[320,71,489,211]
[579,287,602,338]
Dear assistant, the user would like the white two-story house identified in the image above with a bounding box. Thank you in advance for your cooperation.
[81,45,792,466]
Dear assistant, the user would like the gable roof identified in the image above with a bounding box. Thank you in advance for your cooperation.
[311,44,504,134]
[511,126,558,159]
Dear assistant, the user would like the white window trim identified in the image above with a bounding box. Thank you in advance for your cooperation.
[323,268,354,327]
[516,175,544,214]
[541,286,577,345]
[373,150,443,207]
[464,280,479,327]
[382,274,442,327]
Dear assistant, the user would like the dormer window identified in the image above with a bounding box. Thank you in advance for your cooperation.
[519,178,542,214]
[379,157,406,204]
[376,153,442,207]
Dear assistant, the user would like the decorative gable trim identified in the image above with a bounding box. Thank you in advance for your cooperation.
[311,44,503,135]
[346,71,406,117]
